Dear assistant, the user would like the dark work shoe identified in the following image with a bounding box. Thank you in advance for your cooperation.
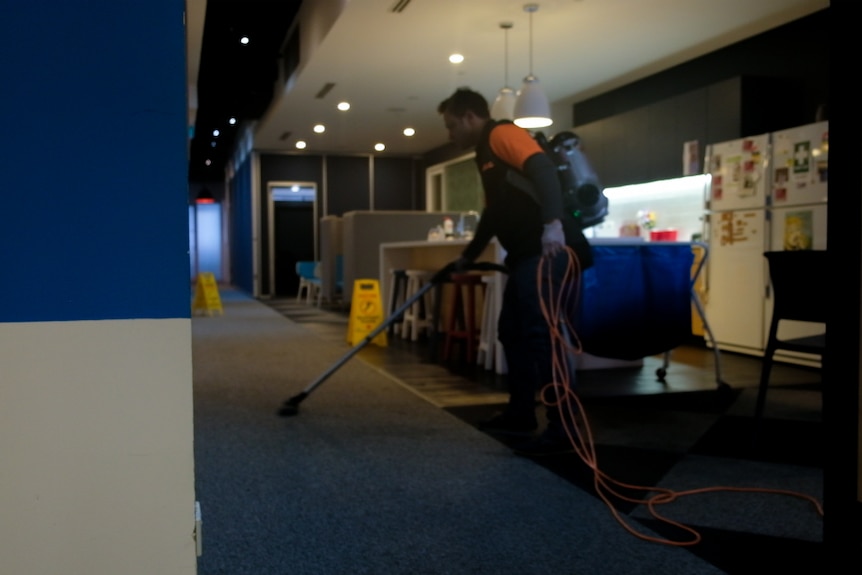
[512,429,575,457]
[477,412,538,436]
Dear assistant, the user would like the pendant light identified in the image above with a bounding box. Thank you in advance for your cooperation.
[513,3,552,129]
[490,21,516,120]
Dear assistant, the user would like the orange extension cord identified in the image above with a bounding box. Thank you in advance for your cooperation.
[535,246,824,546]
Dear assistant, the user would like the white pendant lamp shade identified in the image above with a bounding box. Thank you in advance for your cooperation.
[491,86,516,120]
[513,75,552,128]
[514,3,552,129]
[491,21,516,120]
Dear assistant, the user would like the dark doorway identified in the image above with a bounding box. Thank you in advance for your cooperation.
[274,202,314,297]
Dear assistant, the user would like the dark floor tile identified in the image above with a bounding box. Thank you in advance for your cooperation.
[445,403,685,513]
[634,518,824,574]
[580,387,741,414]
[505,441,683,515]
[444,402,510,424]
[689,415,823,467]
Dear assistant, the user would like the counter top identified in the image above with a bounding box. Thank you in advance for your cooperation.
[380,238,475,249]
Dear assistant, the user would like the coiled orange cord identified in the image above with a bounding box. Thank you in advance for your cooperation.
[535,247,823,546]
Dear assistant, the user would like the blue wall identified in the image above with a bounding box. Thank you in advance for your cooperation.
[0,1,189,322]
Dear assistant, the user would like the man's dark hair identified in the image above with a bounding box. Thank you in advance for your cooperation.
[437,87,490,119]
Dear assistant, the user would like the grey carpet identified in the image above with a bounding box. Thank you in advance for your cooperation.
[192,289,726,574]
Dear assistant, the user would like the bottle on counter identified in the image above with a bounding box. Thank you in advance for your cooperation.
[443,217,454,239]
[458,211,479,240]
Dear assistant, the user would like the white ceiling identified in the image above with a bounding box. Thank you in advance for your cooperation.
[188,0,829,161]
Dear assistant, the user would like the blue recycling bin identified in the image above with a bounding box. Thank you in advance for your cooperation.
[575,242,694,360]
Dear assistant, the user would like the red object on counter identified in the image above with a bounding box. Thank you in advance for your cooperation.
[650,229,678,241]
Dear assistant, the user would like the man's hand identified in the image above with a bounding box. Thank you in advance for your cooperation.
[450,256,470,273]
[541,219,566,257]
[432,256,471,284]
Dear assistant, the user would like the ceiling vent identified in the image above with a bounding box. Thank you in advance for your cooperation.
[389,0,411,13]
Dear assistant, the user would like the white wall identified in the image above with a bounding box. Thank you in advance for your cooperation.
[0,319,197,575]
[589,175,709,242]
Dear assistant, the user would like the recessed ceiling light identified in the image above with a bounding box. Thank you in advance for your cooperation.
[313,124,325,133]
[403,127,415,137]
[228,117,237,125]
[337,102,350,111]
[449,53,464,64]
[296,140,307,149]
[205,159,212,166]
[212,129,220,137]
[240,36,249,45]
[374,143,385,152]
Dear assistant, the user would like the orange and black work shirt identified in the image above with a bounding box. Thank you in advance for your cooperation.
[461,120,565,267]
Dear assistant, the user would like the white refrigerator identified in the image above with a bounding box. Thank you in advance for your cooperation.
[703,132,772,355]
[764,120,828,363]
[704,121,828,360]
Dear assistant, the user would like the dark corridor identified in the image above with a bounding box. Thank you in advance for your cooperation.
[274,202,314,297]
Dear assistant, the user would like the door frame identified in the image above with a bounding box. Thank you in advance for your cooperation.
[266,180,318,297]
[425,151,476,212]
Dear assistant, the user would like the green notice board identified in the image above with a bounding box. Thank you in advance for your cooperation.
[444,159,482,212]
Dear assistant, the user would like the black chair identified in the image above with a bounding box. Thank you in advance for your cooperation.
[755,250,827,421]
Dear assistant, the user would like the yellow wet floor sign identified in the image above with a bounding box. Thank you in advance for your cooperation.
[346,279,388,347]
[192,272,223,316]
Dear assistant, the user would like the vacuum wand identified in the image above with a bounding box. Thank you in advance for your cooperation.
[278,280,435,416]
[278,261,507,417]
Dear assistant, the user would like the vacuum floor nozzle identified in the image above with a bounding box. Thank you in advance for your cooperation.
[278,392,307,417]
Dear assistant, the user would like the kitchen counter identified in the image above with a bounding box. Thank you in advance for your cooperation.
[378,239,653,374]
[378,239,505,313]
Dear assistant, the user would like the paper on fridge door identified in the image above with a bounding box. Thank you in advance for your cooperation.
[770,204,827,251]
[771,121,828,206]
[705,133,770,211]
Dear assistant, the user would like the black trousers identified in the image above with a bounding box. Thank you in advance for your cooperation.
[497,250,580,429]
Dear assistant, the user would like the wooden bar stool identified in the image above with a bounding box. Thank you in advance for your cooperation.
[401,270,434,341]
[442,273,485,364]
[429,279,449,362]
[387,269,408,337]
[476,273,507,374]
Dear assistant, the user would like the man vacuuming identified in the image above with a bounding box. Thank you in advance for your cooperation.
[437,87,594,455]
